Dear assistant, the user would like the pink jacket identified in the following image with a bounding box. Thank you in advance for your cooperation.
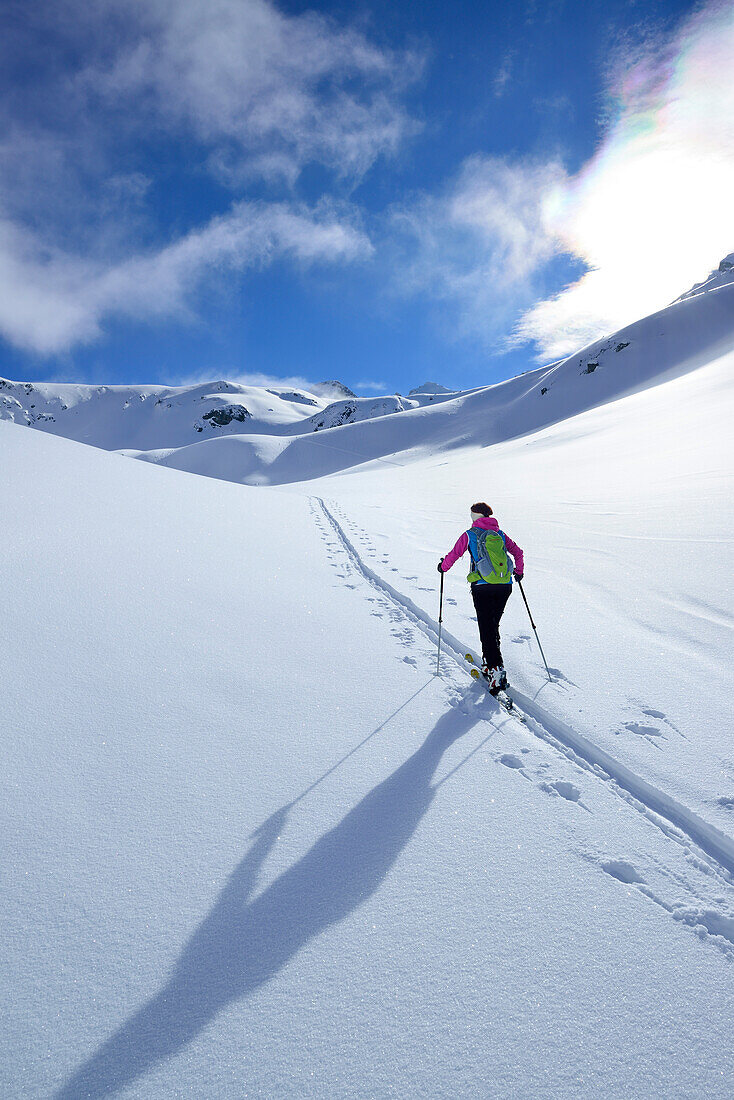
[440,516,524,577]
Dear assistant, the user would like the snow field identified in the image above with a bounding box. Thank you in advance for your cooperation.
[309,348,734,836]
[2,420,734,1098]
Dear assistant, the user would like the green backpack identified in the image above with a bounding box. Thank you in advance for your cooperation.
[467,528,512,584]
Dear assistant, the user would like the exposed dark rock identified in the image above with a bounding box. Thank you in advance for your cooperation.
[615,342,630,352]
[314,402,357,430]
[267,389,318,407]
[199,404,251,428]
[582,362,598,374]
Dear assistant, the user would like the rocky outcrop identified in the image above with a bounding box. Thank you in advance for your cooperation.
[194,404,251,431]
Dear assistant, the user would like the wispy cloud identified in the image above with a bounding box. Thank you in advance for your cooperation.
[390,154,568,344]
[355,380,387,392]
[0,201,371,355]
[169,368,321,392]
[0,0,419,356]
[493,52,514,97]
[79,0,423,186]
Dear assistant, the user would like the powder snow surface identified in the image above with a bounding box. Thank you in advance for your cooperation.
[2,395,734,1098]
[2,269,734,1098]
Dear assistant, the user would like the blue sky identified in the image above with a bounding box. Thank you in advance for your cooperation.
[0,0,731,394]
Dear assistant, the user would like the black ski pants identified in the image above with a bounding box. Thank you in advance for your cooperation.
[471,582,512,669]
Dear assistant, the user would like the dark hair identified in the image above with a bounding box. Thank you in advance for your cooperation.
[470,501,493,517]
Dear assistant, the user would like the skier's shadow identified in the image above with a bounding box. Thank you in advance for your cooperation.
[56,689,493,1099]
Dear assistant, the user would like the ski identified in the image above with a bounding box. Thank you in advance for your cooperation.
[463,653,527,723]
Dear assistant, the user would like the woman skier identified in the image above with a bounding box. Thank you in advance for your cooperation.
[438,502,524,694]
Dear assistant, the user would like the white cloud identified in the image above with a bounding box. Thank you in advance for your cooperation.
[0,218,101,354]
[79,0,422,185]
[0,0,416,356]
[396,1,734,362]
[516,1,734,357]
[0,202,371,355]
[391,155,568,343]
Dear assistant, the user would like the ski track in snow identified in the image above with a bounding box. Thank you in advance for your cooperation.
[313,496,734,960]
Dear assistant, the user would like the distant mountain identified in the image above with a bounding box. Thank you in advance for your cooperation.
[0,373,460,453]
[408,382,456,396]
[0,377,373,451]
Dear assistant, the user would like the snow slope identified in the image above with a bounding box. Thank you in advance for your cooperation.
[0,377,335,450]
[307,345,734,849]
[3,256,734,1098]
[2,420,734,1100]
[676,251,734,301]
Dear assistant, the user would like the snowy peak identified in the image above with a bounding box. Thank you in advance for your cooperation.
[676,252,734,302]
[408,382,455,396]
[311,380,357,399]
[307,395,418,431]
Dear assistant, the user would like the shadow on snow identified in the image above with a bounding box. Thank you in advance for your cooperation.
[57,686,494,1098]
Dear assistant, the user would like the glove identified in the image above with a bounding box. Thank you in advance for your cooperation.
[437,558,445,573]
[514,571,523,581]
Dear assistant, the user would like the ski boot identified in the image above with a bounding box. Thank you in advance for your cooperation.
[482,664,508,696]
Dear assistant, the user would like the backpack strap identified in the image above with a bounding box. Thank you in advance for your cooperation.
[467,529,476,570]
[466,528,482,584]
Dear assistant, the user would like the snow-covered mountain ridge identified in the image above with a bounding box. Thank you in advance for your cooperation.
[134,268,734,485]
[676,251,734,301]
[4,255,732,486]
[0,373,461,452]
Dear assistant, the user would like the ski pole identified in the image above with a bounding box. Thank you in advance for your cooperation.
[517,578,552,682]
[436,569,445,675]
